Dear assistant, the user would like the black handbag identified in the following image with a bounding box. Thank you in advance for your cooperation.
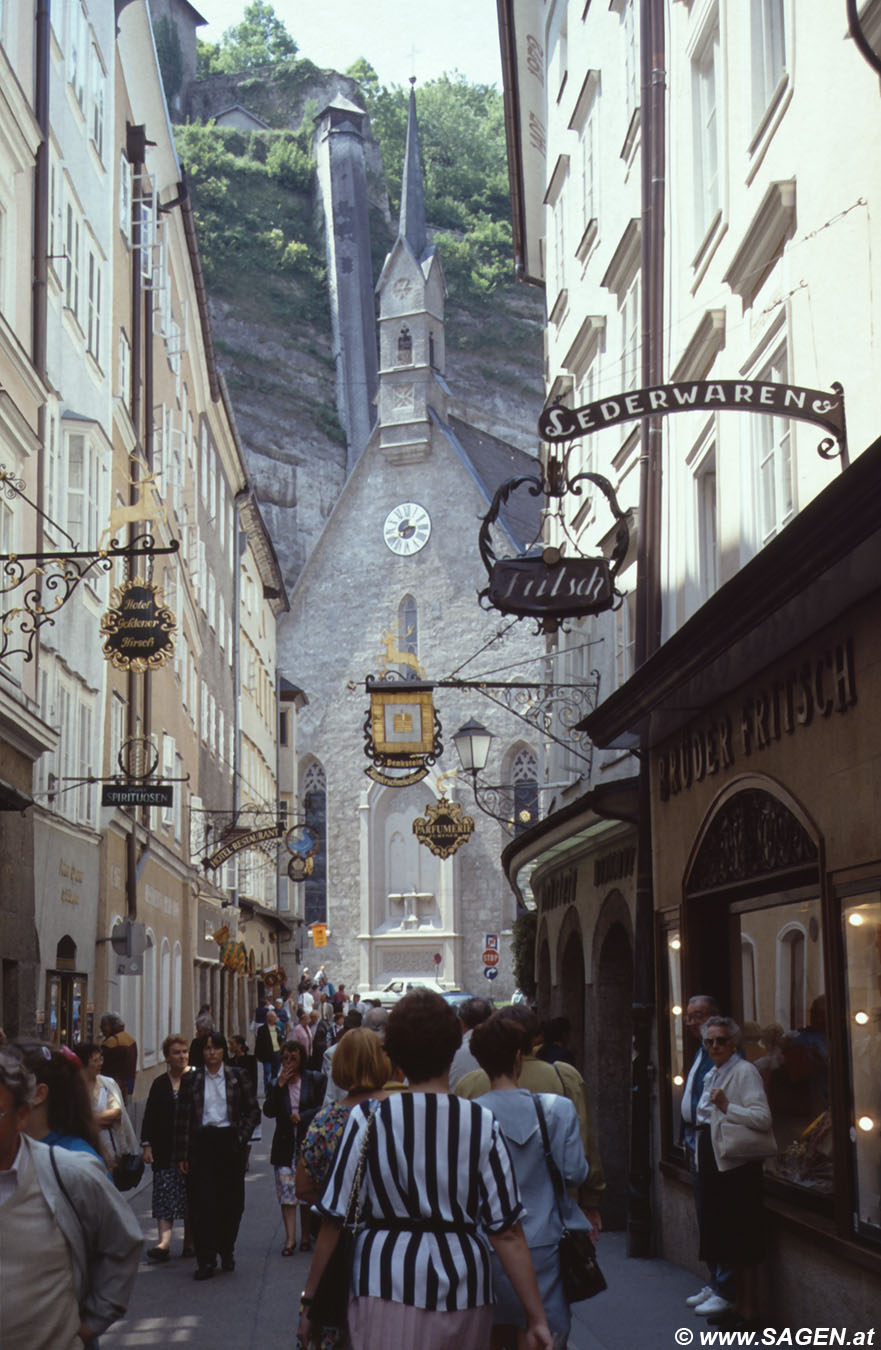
[112,1150,145,1192]
[310,1102,378,1330]
[533,1095,607,1302]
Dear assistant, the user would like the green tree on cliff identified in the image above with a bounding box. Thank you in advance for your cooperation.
[199,1,298,75]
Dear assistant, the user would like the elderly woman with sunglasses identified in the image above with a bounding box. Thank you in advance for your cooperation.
[694,1016,777,1332]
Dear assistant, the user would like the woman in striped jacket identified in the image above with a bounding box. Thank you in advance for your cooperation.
[297,988,552,1350]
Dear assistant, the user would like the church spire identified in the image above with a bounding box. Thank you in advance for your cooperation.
[399,78,429,261]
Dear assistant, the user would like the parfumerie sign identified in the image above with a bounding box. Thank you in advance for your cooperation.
[101,577,176,672]
[658,638,856,802]
[539,379,846,450]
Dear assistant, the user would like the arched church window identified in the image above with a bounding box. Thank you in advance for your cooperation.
[429,330,436,368]
[511,748,539,836]
[397,326,412,365]
[302,761,327,926]
[397,595,419,680]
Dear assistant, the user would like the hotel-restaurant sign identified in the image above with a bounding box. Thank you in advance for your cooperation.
[658,638,856,802]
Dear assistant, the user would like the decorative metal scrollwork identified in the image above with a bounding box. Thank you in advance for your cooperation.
[0,533,178,664]
[686,789,819,896]
[477,456,631,634]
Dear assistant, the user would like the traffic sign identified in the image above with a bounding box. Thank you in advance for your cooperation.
[433,953,442,965]
[482,949,499,966]
[486,934,499,950]
[484,967,498,981]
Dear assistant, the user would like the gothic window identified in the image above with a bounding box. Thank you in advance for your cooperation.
[302,761,327,926]
[511,747,539,836]
[429,331,436,368]
[397,595,419,681]
[397,326,412,364]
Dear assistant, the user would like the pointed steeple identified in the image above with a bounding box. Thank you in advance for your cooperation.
[399,78,429,261]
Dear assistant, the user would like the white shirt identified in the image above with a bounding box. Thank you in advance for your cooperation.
[301,990,314,1014]
[202,1068,231,1127]
[0,1136,28,1208]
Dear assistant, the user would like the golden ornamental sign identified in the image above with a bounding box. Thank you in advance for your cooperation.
[363,680,443,787]
[101,577,176,672]
[413,797,475,859]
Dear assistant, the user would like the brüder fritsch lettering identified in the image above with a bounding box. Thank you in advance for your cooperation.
[539,379,845,443]
[659,639,856,802]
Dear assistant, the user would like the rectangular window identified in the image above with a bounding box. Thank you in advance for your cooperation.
[553,197,565,298]
[90,46,104,158]
[65,202,80,317]
[69,2,87,111]
[218,593,226,650]
[208,573,216,630]
[49,161,62,280]
[119,152,131,241]
[66,431,102,550]
[751,0,786,131]
[582,105,597,227]
[162,733,175,828]
[86,250,102,362]
[753,345,793,545]
[621,273,640,392]
[623,0,639,123]
[696,448,718,598]
[692,24,720,241]
[118,329,131,402]
[77,698,94,825]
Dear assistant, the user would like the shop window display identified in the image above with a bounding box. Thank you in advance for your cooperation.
[842,892,881,1238]
[736,895,831,1195]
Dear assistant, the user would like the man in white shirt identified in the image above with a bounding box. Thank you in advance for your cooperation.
[449,997,493,1089]
[174,1033,260,1281]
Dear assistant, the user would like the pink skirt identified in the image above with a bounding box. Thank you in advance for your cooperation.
[347,1297,493,1350]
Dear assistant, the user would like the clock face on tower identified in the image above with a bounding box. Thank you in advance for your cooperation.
[383,502,431,556]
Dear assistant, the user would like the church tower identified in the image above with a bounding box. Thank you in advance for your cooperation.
[314,94,379,474]
[375,82,447,466]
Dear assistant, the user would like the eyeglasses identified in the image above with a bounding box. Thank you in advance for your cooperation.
[704,1036,731,1047]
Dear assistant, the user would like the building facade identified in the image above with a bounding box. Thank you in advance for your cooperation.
[499,0,881,1313]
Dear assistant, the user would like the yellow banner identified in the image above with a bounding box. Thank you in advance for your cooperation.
[311,923,327,948]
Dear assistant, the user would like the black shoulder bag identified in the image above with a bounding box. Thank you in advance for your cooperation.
[311,1101,379,1332]
[533,1094,607,1303]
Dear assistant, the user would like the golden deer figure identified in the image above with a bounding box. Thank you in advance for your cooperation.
[377,627,426,680]
[99,451,168,550]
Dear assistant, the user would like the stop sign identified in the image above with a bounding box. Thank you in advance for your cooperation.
[483,949,500,966]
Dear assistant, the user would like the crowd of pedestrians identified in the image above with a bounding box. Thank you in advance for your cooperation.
[0,964,783,1348]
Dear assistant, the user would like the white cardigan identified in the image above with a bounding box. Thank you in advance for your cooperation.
[701,1056,774,1173]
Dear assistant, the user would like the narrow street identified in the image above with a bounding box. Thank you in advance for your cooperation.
[105,1136,700,1350]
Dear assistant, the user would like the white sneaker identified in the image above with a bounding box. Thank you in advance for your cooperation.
[695,1294,736,1316]
[685,1286,714,1307]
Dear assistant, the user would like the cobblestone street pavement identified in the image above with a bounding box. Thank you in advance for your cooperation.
[105,1135,700,1350]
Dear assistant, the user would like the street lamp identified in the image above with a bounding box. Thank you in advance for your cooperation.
[452,719,495,774]
[452,720,528,831]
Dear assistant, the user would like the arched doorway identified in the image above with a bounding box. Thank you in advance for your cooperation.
[559,926,585,1074]
[595,920,633,1229]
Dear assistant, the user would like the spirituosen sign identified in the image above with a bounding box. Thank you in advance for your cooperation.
[539,378,846,458]
[101,577,176,672]
[102,784,173,808]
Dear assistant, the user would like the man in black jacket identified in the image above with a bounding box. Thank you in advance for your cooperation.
[174,1032,260,1280]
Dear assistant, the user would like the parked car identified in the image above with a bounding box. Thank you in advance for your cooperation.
[441,990,474,1009]
[355,977,457,1008]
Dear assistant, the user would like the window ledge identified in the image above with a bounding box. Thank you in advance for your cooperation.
[620,105,641,165]
[747,75,791,184]
[723,179,796,306]
[549,287,569,326]
[575,218,599,264]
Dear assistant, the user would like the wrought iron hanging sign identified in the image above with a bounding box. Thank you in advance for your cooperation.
[478,464,630,632]
[285,823,320,882]
[364,680,443,786]
[101,576,176,672]
[202,823,283,872]
[412,796,475,859]
[539,378,847,462]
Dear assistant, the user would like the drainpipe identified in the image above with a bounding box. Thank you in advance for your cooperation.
[32,0,50,687]
[125,124,146,921]
[630,0,666,1258]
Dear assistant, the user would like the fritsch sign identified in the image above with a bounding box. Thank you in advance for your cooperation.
[487,553,613,619]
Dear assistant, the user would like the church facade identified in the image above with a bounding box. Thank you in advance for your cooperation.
[279,90,551,999]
